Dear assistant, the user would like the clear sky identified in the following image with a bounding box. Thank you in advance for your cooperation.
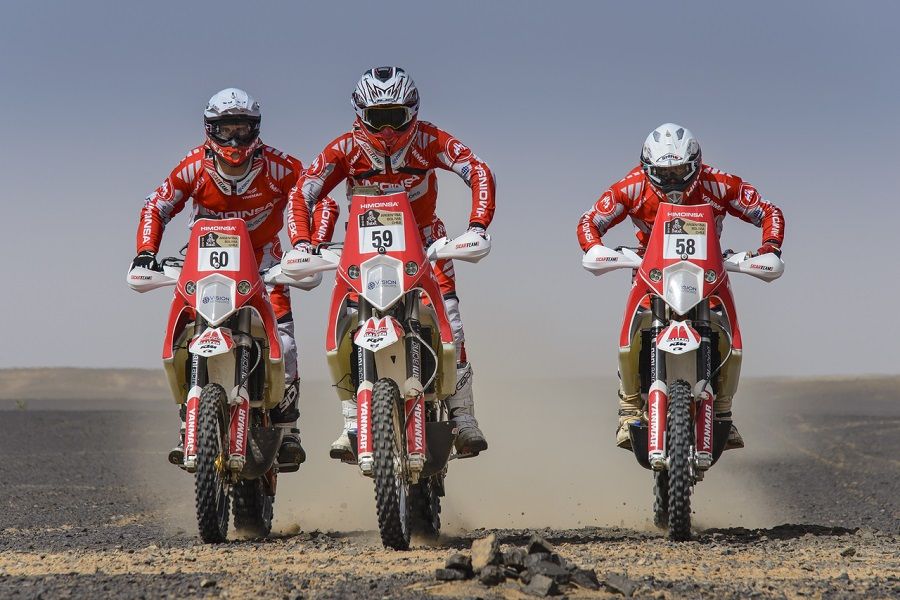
[1,1,897,378]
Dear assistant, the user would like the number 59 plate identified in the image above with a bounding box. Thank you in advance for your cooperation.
[198,232,240,271]
[358,209,406,254]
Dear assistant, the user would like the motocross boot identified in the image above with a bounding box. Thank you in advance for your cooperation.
[274,380,306,471]
[329,399,357,461]
[277,426,306,472]
[168,404,187,465]
[169,424,185,465]
[714,395,745,450]
[715,343,744,450]
[616,389,644,451]
[448,363,488,455]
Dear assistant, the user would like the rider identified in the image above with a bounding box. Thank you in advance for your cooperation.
[283,66,496,459]
[577,123,785,451]
[131,88,337,470]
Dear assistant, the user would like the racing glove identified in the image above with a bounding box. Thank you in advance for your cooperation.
[467,225,487,239]
[293,241,313,254]
[130,251,160,272]
[755,240,782,258]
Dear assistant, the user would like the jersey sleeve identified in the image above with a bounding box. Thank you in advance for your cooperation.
[725,180,785,247]
[428,126,496,229]
[136,160,194,254]
[576,188,631,252]
[287,139,348,245]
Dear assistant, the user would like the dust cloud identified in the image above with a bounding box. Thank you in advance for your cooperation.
[274,375,780,534]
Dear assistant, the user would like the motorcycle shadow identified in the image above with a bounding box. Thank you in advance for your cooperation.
[696,523,858,544]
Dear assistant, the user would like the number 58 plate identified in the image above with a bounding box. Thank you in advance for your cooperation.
[663,218,707,260]
[358,209,406,254]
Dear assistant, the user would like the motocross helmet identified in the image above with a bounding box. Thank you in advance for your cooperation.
[204,88,262,166]
[640,123,702,201]
[351,67,419,154]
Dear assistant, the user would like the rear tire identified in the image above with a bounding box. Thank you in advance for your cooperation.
[409,475,441,539]
[195,383,230,543]
[666,379,693,541]
[371,378,411,550]
[653,470,669,529]
[232,478,273,538]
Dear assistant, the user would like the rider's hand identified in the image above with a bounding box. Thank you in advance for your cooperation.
[130,251,160,272]
[467,225,487,239]
[754,242,782,258]
[293,241,313,254]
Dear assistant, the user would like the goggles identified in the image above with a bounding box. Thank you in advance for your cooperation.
[361,105,415,132]
[206,118,260,146]
[647,163,694,187]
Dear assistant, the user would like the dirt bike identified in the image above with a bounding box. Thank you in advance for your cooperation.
[127,218,319,543]
[582,202,783,540]
[281,189,490,550]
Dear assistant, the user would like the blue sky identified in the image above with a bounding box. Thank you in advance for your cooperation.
[1,1,897,377]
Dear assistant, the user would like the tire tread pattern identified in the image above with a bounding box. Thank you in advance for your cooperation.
[232,479,273,539]
[409,476,441,539]
[372,379,411,550]
[195,384,230,544]
[667,379,693,541]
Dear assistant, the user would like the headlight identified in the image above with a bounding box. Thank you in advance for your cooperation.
[361,255,404,311]
[662,262,704,316]
[196,274,236,325]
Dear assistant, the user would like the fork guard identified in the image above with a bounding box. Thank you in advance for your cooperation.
[629,419,732,470]
[347,421,455,477]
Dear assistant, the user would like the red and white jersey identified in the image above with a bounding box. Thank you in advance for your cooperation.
[286,120,496,245]
[577,164,785,252]
[137,143,338,259]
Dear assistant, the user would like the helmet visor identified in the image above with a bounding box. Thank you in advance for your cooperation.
[361,106,414,132]
[647,164,694,188]
[206,117,260,147]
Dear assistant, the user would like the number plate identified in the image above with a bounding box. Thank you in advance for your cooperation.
[198,232,240,271]
[358,209,406,254]
[663,218,707,260]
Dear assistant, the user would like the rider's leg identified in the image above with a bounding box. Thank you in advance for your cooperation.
[268,277,306,466]
[169,402,187,465]
[330,302,359,460]
[615,307,651,450]
[441,286,488,455]
[713,311,744,449]
[616,327,645,451]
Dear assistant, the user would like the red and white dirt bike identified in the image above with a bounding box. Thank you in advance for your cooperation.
[282,189,490,550]
[582,202,783,540]
[127,218,319,543]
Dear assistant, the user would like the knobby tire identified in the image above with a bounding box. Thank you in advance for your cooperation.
[371,378,411,550]
[194,383,230,543]
[666,379,693,541]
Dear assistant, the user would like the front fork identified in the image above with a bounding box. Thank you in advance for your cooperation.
[646,299,715,472]
[354,297,427,479]
[647,297,668,470]
[404,300,426,480]
[356,302,376,475]
[227,308,253,472]
[183,310,252,473]
[694,302,715,471]
[183,319,208,472]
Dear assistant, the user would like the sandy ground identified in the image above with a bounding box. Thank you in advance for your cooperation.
[0,371,897,598]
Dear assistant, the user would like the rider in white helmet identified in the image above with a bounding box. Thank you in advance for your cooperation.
[132,88,338,471]
[577,123,786,451]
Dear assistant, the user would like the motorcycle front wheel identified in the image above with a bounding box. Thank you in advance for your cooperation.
[194,383,230,543]
[371,378,411,550]
[666,379,693,541]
